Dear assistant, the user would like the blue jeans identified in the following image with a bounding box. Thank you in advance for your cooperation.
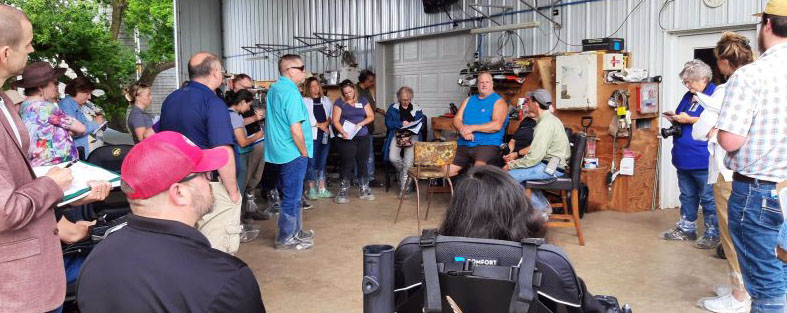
[236,152,248,193]
[276,156,308,244]
[676,169,719,239]
[780,222,787,250]
[728,180,786,312]
[508,163,563,213]
[50,255,85,313]
[367,136,376,178]
[305,139,330,181]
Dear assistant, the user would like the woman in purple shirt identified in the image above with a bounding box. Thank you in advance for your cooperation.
[332,79,375,204]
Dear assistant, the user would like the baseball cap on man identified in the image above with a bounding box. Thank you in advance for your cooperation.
[121,131,228,199]
[755,0,787,16]
[526,89,553,109]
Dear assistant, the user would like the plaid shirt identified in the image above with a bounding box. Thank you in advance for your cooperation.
[716,42,787,182]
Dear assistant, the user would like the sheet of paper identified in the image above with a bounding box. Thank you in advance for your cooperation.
[33,161,121,206]
[342,120,360,140]
[247,132,264,145]
[400,118,423,134]
[92,121,108,135]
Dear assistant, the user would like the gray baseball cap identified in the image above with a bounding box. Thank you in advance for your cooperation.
[526,89,552,108]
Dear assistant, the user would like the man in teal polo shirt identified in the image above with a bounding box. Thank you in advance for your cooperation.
[265,54,314,250]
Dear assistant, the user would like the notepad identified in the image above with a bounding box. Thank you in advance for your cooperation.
[341,120,361,140]
[401,118,424,134]
[33,161,121,207]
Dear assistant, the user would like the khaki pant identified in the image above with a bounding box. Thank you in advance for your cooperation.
[245,143,265,194]
[715,176,746,291]
[196,182,242,255]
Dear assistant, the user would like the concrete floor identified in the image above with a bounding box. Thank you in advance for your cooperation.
[238,187,729,313]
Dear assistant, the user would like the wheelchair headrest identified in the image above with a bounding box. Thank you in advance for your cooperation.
[395,235,585,311]
[86,144,134,173]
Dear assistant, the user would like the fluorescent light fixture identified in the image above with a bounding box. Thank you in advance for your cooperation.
[470,21,540,34]
[246,55,268,61]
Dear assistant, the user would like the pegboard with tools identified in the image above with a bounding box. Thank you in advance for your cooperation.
[509,52,660,213]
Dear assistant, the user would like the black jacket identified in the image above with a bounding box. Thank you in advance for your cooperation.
[77,214,265,313]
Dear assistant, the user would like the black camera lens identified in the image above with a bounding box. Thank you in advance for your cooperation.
[660,124,683,139]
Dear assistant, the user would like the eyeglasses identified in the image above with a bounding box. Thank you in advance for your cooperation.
[179,172,210,183]
[287,65,305,72]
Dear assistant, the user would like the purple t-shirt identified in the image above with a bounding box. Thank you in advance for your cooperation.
[334,98,370,137]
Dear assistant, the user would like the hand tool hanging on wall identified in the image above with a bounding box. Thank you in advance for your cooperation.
[581,116,593,133]
[606,90,632,196]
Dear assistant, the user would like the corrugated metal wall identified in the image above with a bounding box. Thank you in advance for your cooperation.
[221,0,764,81]
[178,0,766,209]
[174,0,223,84]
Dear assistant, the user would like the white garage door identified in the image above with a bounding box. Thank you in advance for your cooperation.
[382,32,476,137]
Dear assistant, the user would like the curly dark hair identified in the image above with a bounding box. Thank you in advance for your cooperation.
[439,165,547,241]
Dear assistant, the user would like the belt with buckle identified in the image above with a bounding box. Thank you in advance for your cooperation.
[732,172,776,185]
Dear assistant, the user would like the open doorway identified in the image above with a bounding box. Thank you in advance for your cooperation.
[694,48,727,85]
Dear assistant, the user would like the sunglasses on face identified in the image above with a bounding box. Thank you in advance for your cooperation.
[179,172,211,183]
[288,65,305,72]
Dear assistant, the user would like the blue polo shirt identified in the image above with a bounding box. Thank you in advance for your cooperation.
[264,77,313,164]
[671,82,715,170]
[159,81,233,149]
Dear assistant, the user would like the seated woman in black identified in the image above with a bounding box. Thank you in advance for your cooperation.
[503,108,537,163]
[394,165,605,313]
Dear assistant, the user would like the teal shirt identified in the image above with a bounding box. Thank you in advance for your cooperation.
[264,77,313,164]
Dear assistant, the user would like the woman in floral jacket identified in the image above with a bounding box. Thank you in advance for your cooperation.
[15,62,85,166]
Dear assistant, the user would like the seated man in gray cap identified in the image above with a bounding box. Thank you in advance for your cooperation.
[503,89,570,218]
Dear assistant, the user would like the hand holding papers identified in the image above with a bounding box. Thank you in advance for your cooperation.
[400,118,423,135]
[340,120,361,140]
[33,160,120,207]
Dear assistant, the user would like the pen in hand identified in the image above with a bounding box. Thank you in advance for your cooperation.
[64,160,78,169]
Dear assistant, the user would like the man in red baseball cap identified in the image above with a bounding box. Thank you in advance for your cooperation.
[76,131,265,313]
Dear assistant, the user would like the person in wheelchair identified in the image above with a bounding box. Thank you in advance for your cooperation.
[394,166,607,313]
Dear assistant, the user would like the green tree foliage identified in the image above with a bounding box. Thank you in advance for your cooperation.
[4,0,174,130]
[124,0,175,74]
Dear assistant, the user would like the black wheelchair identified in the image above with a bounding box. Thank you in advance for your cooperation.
[363,229,632,313]
[61,145,134,311]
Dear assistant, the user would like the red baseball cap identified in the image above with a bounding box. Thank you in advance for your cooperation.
[121,131,229,199]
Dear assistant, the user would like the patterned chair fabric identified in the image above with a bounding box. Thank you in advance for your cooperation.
[413,141,457,167]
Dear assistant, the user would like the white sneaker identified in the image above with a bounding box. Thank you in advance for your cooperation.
[701,294,750,313]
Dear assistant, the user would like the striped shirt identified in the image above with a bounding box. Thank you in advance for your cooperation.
[715,42,787,182]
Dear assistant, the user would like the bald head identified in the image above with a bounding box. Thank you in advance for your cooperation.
[0,5,30,48]
[187,52,223,90]
[187,52,220,79]
[0,5,34,84]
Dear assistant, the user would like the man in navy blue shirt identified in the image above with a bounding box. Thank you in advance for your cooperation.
[77,131,265,313]
[159,52,243,254]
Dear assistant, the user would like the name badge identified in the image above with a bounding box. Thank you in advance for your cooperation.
[689,97,700,112]
[355,103,363,109]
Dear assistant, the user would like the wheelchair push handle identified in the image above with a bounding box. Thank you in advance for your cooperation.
[362,244,396,313]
